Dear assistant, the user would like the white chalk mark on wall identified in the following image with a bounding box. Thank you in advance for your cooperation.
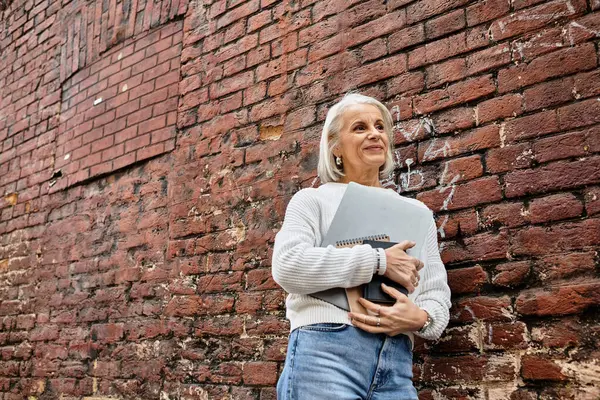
[566,21,600,46]
[423,138,451,161]
[437,214,449,239]
[394,117,435,142]
[439,175,460,211]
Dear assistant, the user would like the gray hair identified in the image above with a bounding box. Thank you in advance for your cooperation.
[317,93,395,183]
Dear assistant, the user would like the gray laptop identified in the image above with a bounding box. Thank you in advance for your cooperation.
[311,182,433,310]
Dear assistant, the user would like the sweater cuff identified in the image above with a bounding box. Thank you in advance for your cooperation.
[375,248,387,275]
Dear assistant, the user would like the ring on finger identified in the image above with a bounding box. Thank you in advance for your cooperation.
[376,317,381,327]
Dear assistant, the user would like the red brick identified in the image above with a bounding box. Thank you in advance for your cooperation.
[511,218,600,256]
[329,53,407,94]
[407,0,470,25]
[418,124,500,162]
[139,115,166,135]
[223,54,247,78]
[414,75,495,114]
[447,265,488,294]
[442,230,509,265]
[125,134,151,153]
[91,323,124,343]
[492,261,531,287]
[558,97,600,131]
[502,110,559,143]
[312,0,359,22]
[216,34,258,64]
[440,155,483,184]
[510,27,565,62]
[528,193,583,224]
[210,70,254,99]
[485,142,532,174]
[90,135,114,153]
[523,77,575,111]
[504,157,600,197]
[435,209,479,239]
[425,9,466,39]
[418,176,502,212]
[490,0,586,41]
[387,71,425,96]
[180,88,209,111]
[137,142,166,160]
[517,281,600,318]
[466,43,511,75]
[345,10,407,49]
[498,43,596,93]
[140,86,169,108]
[216,0,260,30]
[534,252,596,281]
[451,295,512,323]
[425,58,467,88]
[531,318,581,348]
[466,0,510,26]
[298,17,338,46]
[248,9,272,33]
[484,322,529,350]
[128,80,155,101]
[389,24,425,53]
[428,325,481,353]
[242,361,278,385]
[408,31,478,69]
[477,94,523,124]
[142,60,171,82]
[432,106,477,133]
[116,98,141,119]
[574,68,600,98]
[585,186,600,216]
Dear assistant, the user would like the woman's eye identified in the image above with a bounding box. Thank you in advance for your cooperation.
[376,124,384,130]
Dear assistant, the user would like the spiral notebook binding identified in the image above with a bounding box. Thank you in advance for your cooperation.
[335,234,389,247]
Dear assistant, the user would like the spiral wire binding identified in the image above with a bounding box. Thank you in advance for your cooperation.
[335,234,389,247]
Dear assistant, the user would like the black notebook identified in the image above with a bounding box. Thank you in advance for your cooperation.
[362,240,409,303]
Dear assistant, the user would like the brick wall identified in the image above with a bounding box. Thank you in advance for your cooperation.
[0,0,599,399]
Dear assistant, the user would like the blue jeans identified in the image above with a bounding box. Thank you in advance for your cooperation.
[277,323,418,400]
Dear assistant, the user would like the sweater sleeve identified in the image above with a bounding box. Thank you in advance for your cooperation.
[413,217,452,340]
[271,190,378,295]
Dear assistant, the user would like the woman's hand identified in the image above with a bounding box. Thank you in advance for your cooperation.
[383,240,425,293]
[348,284,428,336]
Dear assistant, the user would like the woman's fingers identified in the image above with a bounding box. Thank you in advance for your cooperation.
[416,258,425,271]
[357,297,386,315]
[394,240,416,252]
[349,313,387,333]
[381,283,409,301]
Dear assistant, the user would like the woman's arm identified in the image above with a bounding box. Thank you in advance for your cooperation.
[413,217,452,340]
[272,190,379,295]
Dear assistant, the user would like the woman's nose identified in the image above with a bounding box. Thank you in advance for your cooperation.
[367,128,380,139]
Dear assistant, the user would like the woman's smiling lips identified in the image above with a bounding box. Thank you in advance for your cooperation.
[363,144,383,151]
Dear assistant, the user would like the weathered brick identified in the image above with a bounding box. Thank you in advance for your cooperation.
[533,252,596,281]
[447,265,488,294]
[490,0,586,41]
[511,218,600,255]
[498,43,596,93]
[504,157,600,197]
[442,231,510,264]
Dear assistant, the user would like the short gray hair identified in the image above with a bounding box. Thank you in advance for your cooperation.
[317,93,395,183]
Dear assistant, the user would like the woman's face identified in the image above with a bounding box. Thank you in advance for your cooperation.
[333,103,389,175]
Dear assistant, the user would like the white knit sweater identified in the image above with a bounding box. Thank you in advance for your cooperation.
[272,182,451,340]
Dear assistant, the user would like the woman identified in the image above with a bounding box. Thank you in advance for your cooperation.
[272,93,451,399]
